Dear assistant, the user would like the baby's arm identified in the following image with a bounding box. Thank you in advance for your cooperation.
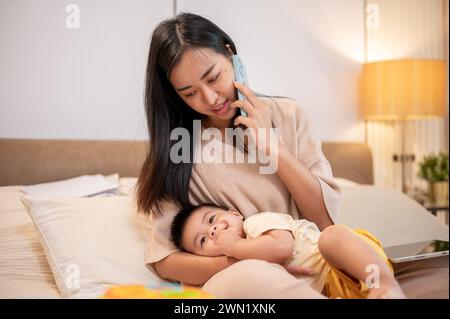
[217,229,295,264]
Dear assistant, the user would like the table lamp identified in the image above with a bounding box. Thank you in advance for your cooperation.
[360,59,446,193]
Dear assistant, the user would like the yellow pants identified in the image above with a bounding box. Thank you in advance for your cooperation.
[322,228,394,299]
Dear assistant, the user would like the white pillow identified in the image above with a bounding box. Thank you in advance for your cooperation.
[20,193,163,298]
[118,177,138,196]
[21,174,120,198]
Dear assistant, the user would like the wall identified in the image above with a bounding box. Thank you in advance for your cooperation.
[0,0,365,142]
[0,0,171,140]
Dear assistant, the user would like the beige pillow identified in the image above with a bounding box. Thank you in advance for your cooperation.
[21,174,120,198]
[118,177,138,196]
[20,193,162,298]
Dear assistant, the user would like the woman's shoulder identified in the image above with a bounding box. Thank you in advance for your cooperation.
[258,95,305,128]
[260,96,304,117]
[259,95,300,107]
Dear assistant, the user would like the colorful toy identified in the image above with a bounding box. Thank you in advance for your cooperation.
[101,282,213,299]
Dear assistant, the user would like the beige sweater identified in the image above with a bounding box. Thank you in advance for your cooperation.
[144,97,342,265]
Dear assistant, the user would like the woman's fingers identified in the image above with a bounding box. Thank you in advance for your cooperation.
[231,100,255,116]
[233,81,258,106]
[233,115,253,128]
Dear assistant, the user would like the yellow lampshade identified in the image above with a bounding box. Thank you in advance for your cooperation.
[360,59,447,120]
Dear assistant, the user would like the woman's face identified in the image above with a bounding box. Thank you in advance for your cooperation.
[169,47,238,129]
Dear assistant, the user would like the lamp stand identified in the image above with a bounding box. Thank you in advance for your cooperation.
[365,119,415,193]
[393,119,415,194]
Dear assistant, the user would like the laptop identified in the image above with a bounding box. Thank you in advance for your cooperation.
[384,240,449,263]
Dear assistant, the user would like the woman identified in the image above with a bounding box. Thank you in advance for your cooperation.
[136,12,342,298]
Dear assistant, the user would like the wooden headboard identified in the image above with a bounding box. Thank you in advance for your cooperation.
[321,142,374,185]
[0,139,373,186]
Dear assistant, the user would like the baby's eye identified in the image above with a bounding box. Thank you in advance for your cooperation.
[208,215,215,224]
[200,236,206,247]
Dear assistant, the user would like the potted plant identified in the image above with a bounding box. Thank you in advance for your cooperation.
[418,152,449,206]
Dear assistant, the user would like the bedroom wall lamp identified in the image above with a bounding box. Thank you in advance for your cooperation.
[360,59,446,193]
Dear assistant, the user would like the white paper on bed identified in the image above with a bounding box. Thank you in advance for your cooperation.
[21,174,119,198]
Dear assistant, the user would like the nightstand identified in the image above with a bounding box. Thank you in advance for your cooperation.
[408,187,449,224]
[423,203,449,216]
[423,203,449,225]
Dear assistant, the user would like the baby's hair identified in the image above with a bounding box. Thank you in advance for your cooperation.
[171,203,230,251]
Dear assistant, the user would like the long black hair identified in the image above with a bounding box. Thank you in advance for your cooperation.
[136,13,238,216]
[136,12,290,216]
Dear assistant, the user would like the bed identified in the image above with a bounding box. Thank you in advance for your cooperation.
[0,138,448,298]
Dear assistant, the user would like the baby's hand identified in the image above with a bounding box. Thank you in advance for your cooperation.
[215,229,243,257]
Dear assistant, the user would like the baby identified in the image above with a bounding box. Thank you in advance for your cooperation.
[170,204,405,299]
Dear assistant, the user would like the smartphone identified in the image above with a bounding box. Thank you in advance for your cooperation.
[384,239,449,263]
[231,54,249,117]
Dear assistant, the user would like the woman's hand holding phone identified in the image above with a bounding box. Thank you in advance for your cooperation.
[231,81,278,155]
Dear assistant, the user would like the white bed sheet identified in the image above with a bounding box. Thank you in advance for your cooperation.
[0,186,61,298]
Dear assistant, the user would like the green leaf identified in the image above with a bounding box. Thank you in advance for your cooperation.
[418,152,449,182]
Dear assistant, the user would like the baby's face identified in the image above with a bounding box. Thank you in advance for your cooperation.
[181,206,244,256]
